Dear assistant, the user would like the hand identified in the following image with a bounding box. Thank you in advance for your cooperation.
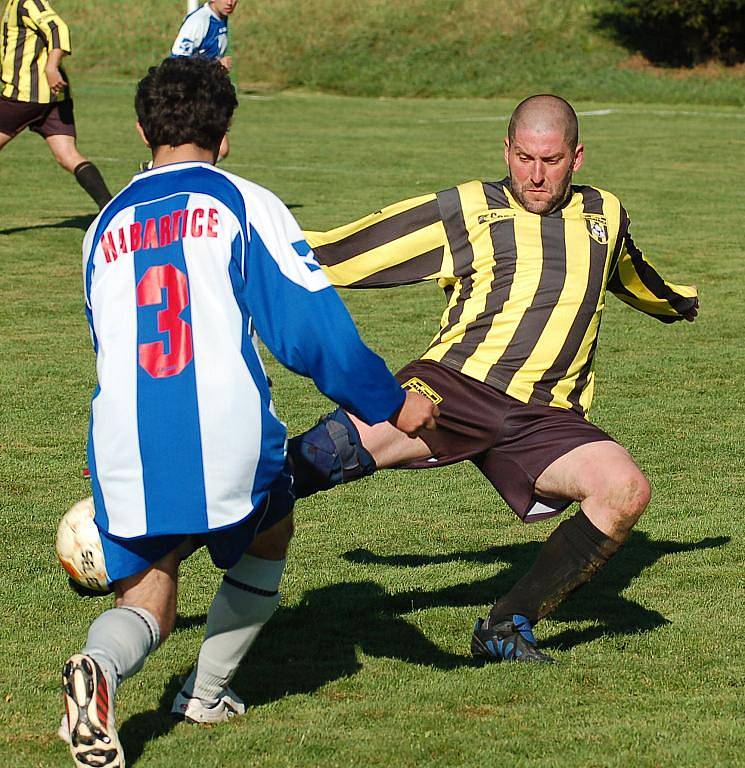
[219,55,233,71]
[683,291,699,322]
[44,66,67,94]
[389,391,439,438]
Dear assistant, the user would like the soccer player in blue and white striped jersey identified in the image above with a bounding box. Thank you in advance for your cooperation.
[60,57,436,768]
[171,0,238,161]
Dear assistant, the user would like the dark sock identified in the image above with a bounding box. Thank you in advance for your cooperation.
[73,161,112,210]
[487,509,621,626]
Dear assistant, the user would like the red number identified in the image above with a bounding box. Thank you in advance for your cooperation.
[136,264,193,378]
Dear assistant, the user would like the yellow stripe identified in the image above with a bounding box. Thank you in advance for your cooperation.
[507,215,591,403]
[318,221,448,287]
[460,211,543,383]
[306,192,438,248]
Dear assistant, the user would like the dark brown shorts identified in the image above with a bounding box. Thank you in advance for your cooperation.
[395,360,615,523]
[0,97,76,139]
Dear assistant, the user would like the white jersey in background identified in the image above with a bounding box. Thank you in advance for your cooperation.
[82,162,405,540]
[171,2,228,60]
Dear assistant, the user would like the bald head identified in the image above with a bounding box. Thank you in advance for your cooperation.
[508,94,578,153]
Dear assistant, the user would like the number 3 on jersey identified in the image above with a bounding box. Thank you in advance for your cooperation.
[136,264,193,379]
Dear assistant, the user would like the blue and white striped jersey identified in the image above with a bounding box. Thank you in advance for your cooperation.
[171,2,227,60]
[82,162,405,540]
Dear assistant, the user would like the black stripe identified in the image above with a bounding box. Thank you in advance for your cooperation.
[486,216,568,391]
[349,245,444,288]
[30,0,46,11]
[28,33,42,101]
[120,606,158,650]
[313,198,441,267]
[625,232,693,313]
[48,19,60,49]
[429,187,476,353]
[439,181,517,368]
[483,178,509,208]
[532,187,609,408]
[566,334,598,415]
[10,3,27,99]
[223,574,278,598]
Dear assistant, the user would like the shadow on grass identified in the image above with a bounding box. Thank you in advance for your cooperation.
[0,213,96,236]
[344,532,730,650]
[116,531,727,764]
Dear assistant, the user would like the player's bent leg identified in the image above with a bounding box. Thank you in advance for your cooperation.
[0,131,14,150]
[534,440,651,541]
[287,407,431,499]
[172,497,294,723]
[45,134,112,209]
[479,441,651,660]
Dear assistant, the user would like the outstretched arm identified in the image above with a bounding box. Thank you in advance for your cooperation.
[306,192,453,288]
[608,211,698,322]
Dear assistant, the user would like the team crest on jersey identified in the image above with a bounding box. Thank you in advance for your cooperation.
[583,214,609,245]
[401,377,443,405]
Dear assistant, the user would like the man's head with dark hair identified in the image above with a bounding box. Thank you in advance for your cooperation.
[504,94,584,215]
[135,57,238,156]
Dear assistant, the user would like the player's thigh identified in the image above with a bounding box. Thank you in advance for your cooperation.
[350,414,431,468]
[535,440,646,505]
[0,132,14,150]
[246,513,294,560]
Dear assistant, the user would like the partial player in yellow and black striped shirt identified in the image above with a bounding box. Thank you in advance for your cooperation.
[0,0,111,209]
[289,95,698,663]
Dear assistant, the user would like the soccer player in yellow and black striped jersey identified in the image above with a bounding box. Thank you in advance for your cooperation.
[289,95,698,662]
[0,0,111,208]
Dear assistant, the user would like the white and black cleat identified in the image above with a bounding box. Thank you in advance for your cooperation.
[62,654,124,767]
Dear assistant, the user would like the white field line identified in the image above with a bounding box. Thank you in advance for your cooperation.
[421,106,745,123]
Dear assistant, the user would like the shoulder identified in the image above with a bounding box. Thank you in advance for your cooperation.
[572,183,622,209]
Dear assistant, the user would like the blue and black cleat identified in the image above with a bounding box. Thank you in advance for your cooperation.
[471,614,555,663]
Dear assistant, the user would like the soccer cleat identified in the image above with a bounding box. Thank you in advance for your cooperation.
[471,614,555,663]
[170,688,246,724]
[138,160,153,173]
[62,653,124,767]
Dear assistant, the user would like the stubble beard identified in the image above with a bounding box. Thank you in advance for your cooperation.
[510,168,574,215]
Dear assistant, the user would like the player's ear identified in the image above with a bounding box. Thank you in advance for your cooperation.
[503,136,510,165]
[572,143,584,173]
[135,122,151,149]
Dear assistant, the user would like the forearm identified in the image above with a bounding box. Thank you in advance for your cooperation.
[46,48,66,71]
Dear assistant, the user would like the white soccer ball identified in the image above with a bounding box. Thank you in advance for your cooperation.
[56,497,109,593]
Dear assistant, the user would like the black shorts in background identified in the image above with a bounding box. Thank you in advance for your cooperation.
[0,96,76,139]
[395,359,615,523]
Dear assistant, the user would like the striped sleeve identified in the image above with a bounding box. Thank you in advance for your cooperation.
[607,208,698,323]
[305,192,453,288]
[24,0,70,52]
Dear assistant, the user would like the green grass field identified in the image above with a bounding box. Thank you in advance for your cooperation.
[1,79,744,767]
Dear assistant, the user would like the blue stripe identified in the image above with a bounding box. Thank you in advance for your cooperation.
[228,233,286,508]
[132,194,208,534]
[87,385,108,532]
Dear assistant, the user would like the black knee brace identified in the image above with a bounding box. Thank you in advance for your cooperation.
[287,408,376,499]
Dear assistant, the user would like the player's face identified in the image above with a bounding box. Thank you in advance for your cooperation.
[210,0,238,16]
[505,127,584,215]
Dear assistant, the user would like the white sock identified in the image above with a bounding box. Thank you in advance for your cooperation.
[83,606,160,697]
[184,555,286,703]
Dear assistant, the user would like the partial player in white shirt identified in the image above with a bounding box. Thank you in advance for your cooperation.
[171,0,238,161]
[59,57,437,768]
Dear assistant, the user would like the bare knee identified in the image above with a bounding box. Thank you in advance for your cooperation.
[595,468,651,535]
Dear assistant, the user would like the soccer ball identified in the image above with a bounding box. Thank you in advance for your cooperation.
[56,497,109,593]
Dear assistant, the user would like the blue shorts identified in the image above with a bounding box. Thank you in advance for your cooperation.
[99,462,294,585]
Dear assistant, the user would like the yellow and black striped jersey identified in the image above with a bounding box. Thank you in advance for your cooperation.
[307,178,697,417]
[1,0,70,103]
